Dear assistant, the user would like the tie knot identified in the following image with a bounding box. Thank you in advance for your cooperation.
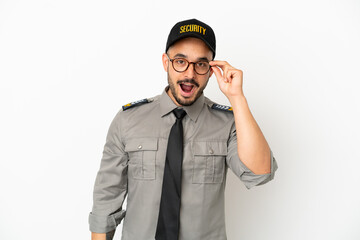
[173,108,186,120]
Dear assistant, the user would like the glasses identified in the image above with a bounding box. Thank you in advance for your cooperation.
[166,55,211,75]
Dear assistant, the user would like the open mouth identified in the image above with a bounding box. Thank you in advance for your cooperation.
[178,80,199,98]
[180,83,194,93]
[179,83,197,98]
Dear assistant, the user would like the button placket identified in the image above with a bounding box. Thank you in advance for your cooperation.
[209,148,214,155]
[138,144,144,178]
[209,148,215,182]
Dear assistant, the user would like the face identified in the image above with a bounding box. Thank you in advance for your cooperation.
[162,37,213,106]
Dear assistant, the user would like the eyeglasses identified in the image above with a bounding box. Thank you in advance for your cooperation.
[166,54,211,75]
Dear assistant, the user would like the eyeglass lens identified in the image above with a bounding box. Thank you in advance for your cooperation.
[172,58,210,75]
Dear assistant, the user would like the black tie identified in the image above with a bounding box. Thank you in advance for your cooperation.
[155,108,186,240]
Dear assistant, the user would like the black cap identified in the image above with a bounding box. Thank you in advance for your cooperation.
[165,19,216,59]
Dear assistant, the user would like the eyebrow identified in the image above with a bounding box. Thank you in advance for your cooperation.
[173,53,210,62]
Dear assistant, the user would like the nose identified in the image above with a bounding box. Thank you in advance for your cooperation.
[184,63,196,79]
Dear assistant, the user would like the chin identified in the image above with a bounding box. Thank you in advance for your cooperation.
[179,99,196,106]
[175,92,199,106]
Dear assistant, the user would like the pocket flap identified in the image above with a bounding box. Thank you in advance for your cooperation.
[193,141,227,156]
[125,138,158,152]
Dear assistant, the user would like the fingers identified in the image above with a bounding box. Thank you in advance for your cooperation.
[210,60,242,82]
[210,60,232,82]
[211,66,226,85]
[211,65,231,83]
[209,60,230,68]
[210,60,233,72]
[212,67,231,83]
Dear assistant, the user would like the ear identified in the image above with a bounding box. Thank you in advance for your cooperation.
[162,53,169,72]
[209,67,214,78]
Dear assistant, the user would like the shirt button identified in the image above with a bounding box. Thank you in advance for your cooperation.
[209,149,214,154]
[138,145,142,149]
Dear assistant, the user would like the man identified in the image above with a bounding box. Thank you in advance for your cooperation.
[89,18,278,240]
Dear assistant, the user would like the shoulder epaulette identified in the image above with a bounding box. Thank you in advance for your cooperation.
[122,98,153,111]
[211,103,233,113]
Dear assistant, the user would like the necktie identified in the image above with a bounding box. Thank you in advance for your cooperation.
[155,108,186,240]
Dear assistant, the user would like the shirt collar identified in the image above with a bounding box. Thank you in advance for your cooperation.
[160,86,205,122]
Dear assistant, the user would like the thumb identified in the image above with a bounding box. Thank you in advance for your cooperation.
[211,66,224,84]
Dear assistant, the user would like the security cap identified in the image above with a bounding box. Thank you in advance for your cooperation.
[165,18,216,59]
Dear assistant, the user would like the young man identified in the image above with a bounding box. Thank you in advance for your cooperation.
[89,19,278,240]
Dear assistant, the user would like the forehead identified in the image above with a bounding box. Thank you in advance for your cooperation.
[168,37,212,60]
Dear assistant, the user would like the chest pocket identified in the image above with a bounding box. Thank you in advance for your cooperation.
[192,141,227,184]
[125,138,158,180]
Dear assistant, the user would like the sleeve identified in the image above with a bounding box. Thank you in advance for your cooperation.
[226,123,278,189]
[88,110,128,233]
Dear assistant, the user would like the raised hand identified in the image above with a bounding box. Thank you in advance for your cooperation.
[210,60,244,100]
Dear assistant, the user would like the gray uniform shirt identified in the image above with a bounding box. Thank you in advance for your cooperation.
[89,88,278,240]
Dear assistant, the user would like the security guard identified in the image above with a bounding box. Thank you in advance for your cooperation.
[89,19,278,240]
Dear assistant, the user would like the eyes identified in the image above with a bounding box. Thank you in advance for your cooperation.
[197,62,207,68]
[173,58,209,68]
[174,59,186,65]
[167,55,211,75]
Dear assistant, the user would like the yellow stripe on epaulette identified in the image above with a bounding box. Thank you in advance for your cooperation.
[122,98,153,111]
[211,103,233,113]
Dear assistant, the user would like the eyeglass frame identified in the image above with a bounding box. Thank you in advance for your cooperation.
[166,54,211,75]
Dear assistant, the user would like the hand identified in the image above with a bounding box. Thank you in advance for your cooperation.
[209,60,244,100]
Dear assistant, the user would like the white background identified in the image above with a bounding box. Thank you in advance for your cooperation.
[1,0,359,239]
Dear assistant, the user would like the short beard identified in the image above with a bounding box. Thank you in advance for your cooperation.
[167,73,207,106]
